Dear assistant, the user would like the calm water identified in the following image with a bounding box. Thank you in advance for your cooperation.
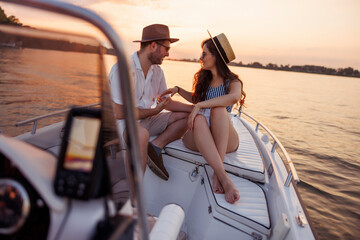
[1,48,360,239]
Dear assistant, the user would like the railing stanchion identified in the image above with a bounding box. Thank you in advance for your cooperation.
[31,121,37,135]
[271,141,277,153]
[238,106,242,117]
[285,171,293,187]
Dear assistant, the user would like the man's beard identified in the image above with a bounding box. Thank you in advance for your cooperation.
[148,48,163,65]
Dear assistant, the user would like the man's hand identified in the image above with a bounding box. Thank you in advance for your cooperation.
[157,94,170,104]
[155,96,171,113]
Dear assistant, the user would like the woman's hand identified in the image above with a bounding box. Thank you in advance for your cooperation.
[188,104,201,131]
[160,87,178,98]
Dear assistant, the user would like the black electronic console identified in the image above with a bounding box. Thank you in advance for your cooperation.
[54,108,109,200]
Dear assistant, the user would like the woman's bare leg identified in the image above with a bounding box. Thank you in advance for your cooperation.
[183,115,239,203]
[209,107,239,194]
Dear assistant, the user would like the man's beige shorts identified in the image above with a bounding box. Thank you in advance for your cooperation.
[139,111,172,136]
[116,111,172,148]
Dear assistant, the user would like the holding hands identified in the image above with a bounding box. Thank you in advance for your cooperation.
[160,86,201,131]
[159,86,179,98]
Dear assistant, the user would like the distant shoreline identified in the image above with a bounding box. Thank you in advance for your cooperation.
[168,58,360,79]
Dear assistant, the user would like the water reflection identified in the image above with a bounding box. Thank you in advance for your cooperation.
[0,48,100,136]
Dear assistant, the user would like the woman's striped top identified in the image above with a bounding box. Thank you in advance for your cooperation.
[205,79,233,112]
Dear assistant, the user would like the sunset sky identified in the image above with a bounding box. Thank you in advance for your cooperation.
[1,0,360,69]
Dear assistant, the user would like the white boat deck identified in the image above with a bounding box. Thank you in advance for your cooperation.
[204,165,271,235]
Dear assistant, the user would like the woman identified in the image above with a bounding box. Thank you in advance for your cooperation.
[160,32,245,204]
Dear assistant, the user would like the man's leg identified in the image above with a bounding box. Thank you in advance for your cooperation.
[124,123,149,172]
[151,112,189,148]
[124,124,149,203]
[146,111,188,180]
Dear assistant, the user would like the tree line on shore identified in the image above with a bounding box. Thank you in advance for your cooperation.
[170,58,360,79]
[0,6,22,26]
[230,61,360,78]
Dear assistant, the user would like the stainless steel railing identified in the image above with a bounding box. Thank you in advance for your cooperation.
[15,103,101,134]
[238,108,300,187]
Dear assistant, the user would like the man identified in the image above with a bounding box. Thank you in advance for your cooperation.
[109,24,192,181]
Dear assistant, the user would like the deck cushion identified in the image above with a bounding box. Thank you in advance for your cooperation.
[164,116,265,183]
[204,165,271,235]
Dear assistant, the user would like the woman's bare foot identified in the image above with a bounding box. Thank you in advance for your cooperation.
[222,178,240,204]
[212,174,224,194]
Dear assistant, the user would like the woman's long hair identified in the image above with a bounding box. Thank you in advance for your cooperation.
[192,38,246,105]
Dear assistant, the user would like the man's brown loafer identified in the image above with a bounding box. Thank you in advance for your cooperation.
[147,142,169,181]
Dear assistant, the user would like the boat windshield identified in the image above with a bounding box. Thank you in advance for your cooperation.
[1,22,127,201]
[0,25,106,137]
[0,2,149,238]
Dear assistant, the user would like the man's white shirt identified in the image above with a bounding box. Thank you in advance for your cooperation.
[108,52,167,109]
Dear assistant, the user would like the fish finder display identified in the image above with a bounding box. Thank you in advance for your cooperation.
[63,116,101,172]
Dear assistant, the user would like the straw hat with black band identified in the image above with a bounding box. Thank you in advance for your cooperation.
[207,30,235,65]
[134,24,179,43]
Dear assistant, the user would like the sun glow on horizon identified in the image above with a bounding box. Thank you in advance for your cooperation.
[1,0,359,69]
